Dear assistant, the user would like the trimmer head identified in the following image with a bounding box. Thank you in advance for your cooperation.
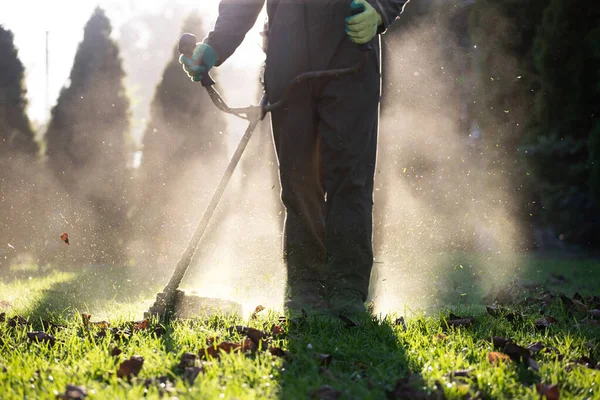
[144,290,243,321]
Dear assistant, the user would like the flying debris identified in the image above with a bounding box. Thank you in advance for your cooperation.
[60,232,70,245]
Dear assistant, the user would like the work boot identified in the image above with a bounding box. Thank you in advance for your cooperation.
[284,281,330,318]
[328,288,369,317]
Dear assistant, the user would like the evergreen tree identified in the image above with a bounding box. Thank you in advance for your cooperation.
[133,12,227,266]
[44,8,132,265]
[0,25,37,155]
[0,25,40,268]
[525,0,600,247]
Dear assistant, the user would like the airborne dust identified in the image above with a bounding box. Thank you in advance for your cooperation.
[1,0,529,319]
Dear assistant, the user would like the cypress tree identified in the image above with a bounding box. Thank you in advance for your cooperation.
[45,7,132,265]
[133,12,227,265]
[0,25,40,268]
[0,25,38,155]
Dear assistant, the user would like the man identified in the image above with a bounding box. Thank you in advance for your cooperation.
[180,0,407,317]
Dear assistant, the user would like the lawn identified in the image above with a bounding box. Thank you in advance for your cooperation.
[0,254,599,399]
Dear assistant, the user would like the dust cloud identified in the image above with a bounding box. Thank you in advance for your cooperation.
[371,2,527,315]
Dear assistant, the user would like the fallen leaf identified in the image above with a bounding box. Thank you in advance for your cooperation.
[234,326,269,349]
[503,342,531,363]
[492,336,511,349]
[133,319,150,330]
[268,346,290,359]
[394,317,406,330]
[57,384,87,400]
[488,352,511,365]
[27,331,56,346]
[526,342,545,353]
[200,342,241,359]
[110,346,122,357]
[271,324,285,336]
[310,385,341,400]
[179,352,196,369]
[241,337,258,352]
[536,383,560,400]
[7,315,27,327]
[251,305,265,319]
[81,313,110,329]
[183,366,203,385]
[447,313,475,328]
[117,355,144,379]
[535,316,558,330]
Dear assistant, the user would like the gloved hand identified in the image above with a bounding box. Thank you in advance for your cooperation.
[345,0,383,44]
[179,42,218,82]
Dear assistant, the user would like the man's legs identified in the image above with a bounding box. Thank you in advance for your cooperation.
[317,55,381,316]
[270,87,328,315]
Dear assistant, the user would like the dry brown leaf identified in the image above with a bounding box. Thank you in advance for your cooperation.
[200,342,242,359]
[110,346,122,357]
[179,352,196,369]
[445,313,475,328]
[117,355,144,379]
[394,317,407,330]
[535,316,558,329]
[271,324,285,336]
[536,383,560,400]
[268,347,285,357]
[492,336,511,349]
[488,352,511,365]
[133,319,150,330]
[57,384,87,400]
[183,366,203,385]
[241,337,258,352]
[27,331,56,347]
[251,305,265,319]
[526,342,545,353]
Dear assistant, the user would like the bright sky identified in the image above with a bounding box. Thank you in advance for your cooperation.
[0,0,265,125]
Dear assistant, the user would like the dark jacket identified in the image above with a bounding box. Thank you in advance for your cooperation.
[203,0,407,100]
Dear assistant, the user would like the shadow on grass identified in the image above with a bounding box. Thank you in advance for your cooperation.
[277,315,436,399]
[25,265,154,322]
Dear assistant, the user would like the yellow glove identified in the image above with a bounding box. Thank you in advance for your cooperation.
[345,0,383,44]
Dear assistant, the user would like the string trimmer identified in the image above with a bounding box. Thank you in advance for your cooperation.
[145,33,370,322]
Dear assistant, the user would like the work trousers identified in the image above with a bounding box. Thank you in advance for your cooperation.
[267,45,381,303]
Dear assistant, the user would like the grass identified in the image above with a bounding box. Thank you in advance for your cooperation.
[0,255,599,399]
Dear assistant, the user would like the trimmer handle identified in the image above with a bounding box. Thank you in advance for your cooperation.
[178,33,216,87]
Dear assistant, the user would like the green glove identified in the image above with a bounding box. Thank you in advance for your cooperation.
[345,0,383,44]
[179,42,218,82]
